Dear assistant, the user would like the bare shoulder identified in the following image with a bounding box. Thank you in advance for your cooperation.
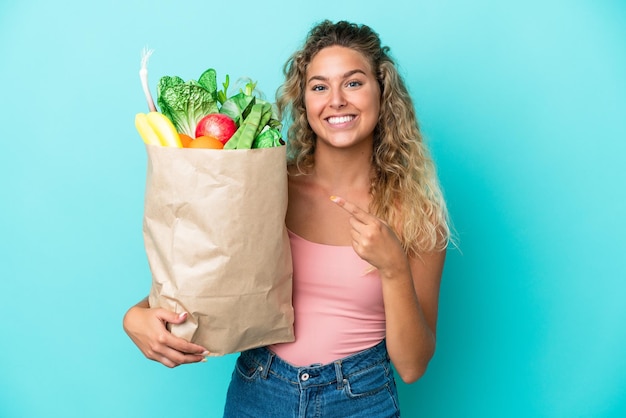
[286,171,354,245]
[286,171,317,219]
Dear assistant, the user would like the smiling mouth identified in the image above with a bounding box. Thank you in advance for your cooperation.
[326,115,355,125]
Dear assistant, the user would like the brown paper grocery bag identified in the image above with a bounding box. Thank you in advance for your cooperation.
[143,144,294,355]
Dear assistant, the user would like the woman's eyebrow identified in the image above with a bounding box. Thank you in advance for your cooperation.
[307,69,367,84]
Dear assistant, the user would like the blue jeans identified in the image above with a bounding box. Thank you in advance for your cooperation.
[223,339,400,417]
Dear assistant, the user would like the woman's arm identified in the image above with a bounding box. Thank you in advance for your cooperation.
[123,297,209,368]
[379,249,445,383]
[330,195,445,383]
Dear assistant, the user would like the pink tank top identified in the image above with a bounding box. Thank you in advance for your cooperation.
[269,229,386,366]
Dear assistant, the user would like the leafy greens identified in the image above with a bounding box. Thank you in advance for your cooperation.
[156,69,220,137]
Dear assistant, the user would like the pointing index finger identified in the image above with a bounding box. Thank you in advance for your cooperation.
[330,195,367,220]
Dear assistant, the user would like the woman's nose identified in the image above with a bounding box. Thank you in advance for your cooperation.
[329,88,346,108]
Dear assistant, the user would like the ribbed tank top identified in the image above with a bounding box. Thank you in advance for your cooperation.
[269,229,386,366]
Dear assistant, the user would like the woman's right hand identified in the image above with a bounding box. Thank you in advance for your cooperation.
[122,298,209,368]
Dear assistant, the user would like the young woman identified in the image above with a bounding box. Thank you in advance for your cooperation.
[124,20,451,417]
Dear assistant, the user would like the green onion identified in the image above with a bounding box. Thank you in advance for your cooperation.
[140,47,157,112]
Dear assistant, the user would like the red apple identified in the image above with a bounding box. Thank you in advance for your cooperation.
[195,113,237,145]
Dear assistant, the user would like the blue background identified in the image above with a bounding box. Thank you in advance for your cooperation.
[1,0,625,417]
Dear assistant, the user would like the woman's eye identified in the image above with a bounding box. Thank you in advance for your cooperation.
[347,80,362,88]
[311,85,326,92]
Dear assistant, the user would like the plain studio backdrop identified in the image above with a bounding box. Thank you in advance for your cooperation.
[1,0,624,417]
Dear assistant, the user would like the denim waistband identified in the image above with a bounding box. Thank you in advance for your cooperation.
[241,339,389,390]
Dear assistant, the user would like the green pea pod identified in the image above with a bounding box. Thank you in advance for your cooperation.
[223,102,257,150]
[254,103,273,138]
[223,124,244,149]
[224,105,259,150]
[234,104,264,149]
[224,102,274,150]
[234,103,267,149]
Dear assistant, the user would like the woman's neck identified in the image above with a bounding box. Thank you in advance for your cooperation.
[311,145,373,195]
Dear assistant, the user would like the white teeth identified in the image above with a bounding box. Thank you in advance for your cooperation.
[327,115,354,124]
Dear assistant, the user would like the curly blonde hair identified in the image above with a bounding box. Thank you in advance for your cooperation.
[276,20,451,255]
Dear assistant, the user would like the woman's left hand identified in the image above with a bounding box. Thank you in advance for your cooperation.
[331,195,446,383]
[330,195,407,273]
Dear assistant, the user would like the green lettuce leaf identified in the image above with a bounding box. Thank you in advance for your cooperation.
[156,72,219,136]
[219,92,256,126]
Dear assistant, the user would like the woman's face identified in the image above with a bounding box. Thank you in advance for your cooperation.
[304,45,381,150]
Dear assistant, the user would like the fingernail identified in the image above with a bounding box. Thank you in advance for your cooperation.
[201,351,210,356]
[329,195,339,202]
[178,312,188,319]
[201,357,208,362]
